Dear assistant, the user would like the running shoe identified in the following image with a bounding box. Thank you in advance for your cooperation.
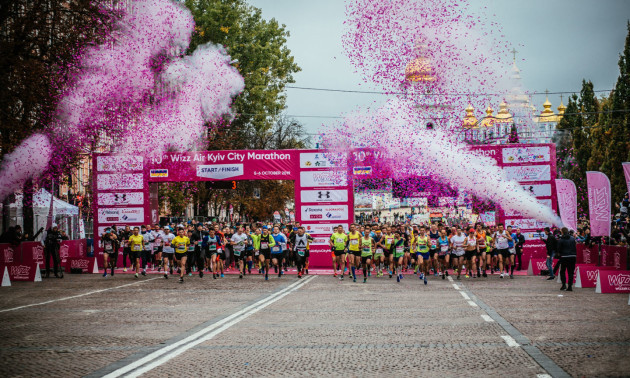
[399,273,403,281]
[445,271,449,277]
[298,274,302,279]
[220,273,224,278]
[363,277,367,283]
[188,273,192,277]
[483,272,488,278]
[199,271,204,278]
[239,274,243,279]
[344,267,348,274]
[424,276,427,285]
[340,275,344,281]
[465,274,469,279]
[141,270,146,276]
[164,273,168,279]
[389,273,392,279]
[134,273,138,279]
[396,275,400,283]
[123,268,127,272]
[500,273,504,279]
[157,266,161,272]
[333,272,338,277]
[213,273,216,279]
[419,273,423,280]
[278,272,282,278]
[102,272,107,277]
[179,277,183,283]
[353,277,356,282]
[442,274,445,280]
[510,274,513,279]
[265,274,269,281]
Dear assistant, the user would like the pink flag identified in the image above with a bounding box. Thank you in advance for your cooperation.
[586,171,611,237]
[555,179,577,231]
[623,162,630,195]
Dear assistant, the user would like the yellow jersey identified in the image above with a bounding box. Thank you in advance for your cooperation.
[172,236,190,254]
[128,234,144,252]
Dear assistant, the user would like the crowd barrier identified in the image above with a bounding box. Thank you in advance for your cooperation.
[0,240,89,281]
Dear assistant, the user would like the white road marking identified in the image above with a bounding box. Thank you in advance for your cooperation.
[536,374,552,378]
[452,283,461,290]
[501,335,520,347]
[0,277,160,313]
[447,276,454,282]
[481,314,494,322]
[104,275,316,378]
[459,291,470,300]
[467,300,478,307]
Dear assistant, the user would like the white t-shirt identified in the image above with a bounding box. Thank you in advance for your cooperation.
[231,233,248,251]
[494,231,509,249]
[450,234,466,253]
[162,233,176,253]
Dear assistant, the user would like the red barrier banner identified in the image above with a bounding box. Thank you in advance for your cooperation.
[0,262,42,282]
[575,265,618,288]
[527,258,548,276]
[600,245,628,270]
[0,243,17,264]
[59,239,87,264]
[21,242,44,265]
[522,243,547,271]
[66,257,99,274]
[576,244,599,265]
[596,270,630,293]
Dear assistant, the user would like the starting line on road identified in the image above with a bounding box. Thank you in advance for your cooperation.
[0,277,160,313]
[100,275,316,378]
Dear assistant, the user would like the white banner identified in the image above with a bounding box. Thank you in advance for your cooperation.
[502,146,550,164]
[504,218,552,230]
[96,155,143,172]
[504,199,553,217]
[299,152,345,169]
[521,184,552,197]
[97,173,144,190]
[310,236,330,246]
[407,197,428,207]
[98,207,145,223]
[300,171,347,187]
[303,223,349,234]
[300,189,348,203]
[504,165,551,182]
[97,192,144,206]
[196,164,244,179]
[300,205,349,221]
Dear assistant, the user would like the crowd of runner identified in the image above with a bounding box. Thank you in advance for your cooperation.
[99,220,529,284]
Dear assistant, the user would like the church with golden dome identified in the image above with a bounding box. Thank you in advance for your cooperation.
[404,48,565,144]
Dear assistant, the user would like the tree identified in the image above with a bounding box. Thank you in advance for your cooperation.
[0,1,115,234]
[554,95,579,179]
[507,123,519,143]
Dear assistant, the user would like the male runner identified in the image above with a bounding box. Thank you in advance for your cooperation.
[271,226,286,278]
[290,227,312,279]
[231,226,249,279]
[329,225,348,280]
[127,227,144,279]
[161,227,176,279]
[450,227,466,280]
[412,226,430,285]
[493,224,513,279]
[259,226,276,280]
[172,228,190,283]
[347,224,362,281]
[101,228,118,277]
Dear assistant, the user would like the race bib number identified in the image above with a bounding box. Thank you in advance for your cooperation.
[132,245,141,251]
[176,244,186,252]
[188,246,195,252]
[261,242,269,249]
[350,239,359,246]
[395,246,404,254]
[375,248,383,254]
[441,244,449,252]
[386,238,393,245]
[209,244,217,251]
[336,238,344,244]
[362,247,371,253]
[234,249,241,256]
[104,244,112,251]
[297,249,305,257]
[272,246,280,252]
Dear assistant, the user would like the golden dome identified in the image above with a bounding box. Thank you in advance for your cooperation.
[480,106,496,128]
[495,101,513,123]
[462,104,478,128]
[557,101,566,115]
[539,96,555,119]
[405,55,435,82]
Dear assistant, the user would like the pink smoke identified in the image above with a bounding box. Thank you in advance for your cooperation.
[0,134,52,200]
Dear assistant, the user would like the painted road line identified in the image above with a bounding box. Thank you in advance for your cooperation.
[102,275,316,378]
[459,291,471,300]
[0,277,160,313]
[467,300,478,307]
[452,283,461,290]
[537,375,552,378]
[447,276,454,282]
[501,335,520,347]
[481,314,494,322]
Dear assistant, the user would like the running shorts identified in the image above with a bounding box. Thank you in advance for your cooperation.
[360,256,371,264]
[498,248,510,258]
[417,252,430,261]
[464,250,476,260]
[334,249,345,257]
[174,252,186,261]
[509,247,516,255]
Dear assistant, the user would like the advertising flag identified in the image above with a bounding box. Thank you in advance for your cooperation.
[586,171,611,237]
[555,179,577,231]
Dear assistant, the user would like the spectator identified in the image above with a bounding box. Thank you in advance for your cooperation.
[540,227,557,280]
[557,227,577,291]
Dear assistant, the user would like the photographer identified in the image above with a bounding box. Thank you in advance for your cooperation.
[539,227,557,280]
[43,224,66,278]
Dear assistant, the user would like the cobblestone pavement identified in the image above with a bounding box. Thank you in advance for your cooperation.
[0,271,628,377]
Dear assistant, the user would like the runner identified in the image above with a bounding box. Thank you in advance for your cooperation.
[412,226,429,285]
[360,232,373,283]
[127,227,144,279]
[161,227,176,279]
[437,229,450,279]
[463,228,479,278]
[450,227,466,280]
[428,223,441,277]
[475,224,488,277]
[140,225,154,276]
[271,226,286,278]
[172,227,190,283]
[290,227,312,279]
[373,228,386,277]
[493,224,513,279]
[259,226,276,281]
[506,225,517,279]
[392,231,405,282]
[100,228,118,277]
[384,226,396,278]
[152,225,163,271]
[329,225,348,280]
[205,228,221,279]
[120,225,132,272]
[347,224,362,282]
[231,226,249,279]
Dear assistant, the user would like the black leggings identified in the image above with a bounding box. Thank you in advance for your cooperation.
[559,257,576,285]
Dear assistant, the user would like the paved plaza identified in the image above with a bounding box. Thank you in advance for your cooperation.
[1,272,629,377]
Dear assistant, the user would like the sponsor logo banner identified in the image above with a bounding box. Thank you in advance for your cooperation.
[98,207,145,223]
[352,166,372,175]
[596,270,630,293]
[65,257,97,273]
[150,169,168,178]
[301,190,348,203]
[502,146,550,164]
[505,218,552,230]
[575,265,617,288]
[299,171,347,187]
[98,192,144,206]
[300,205,349,221]
[196,164,244,180]
[522,184,552,197]
[504,165,551,182]
[299,152,345,168]
[310,237,330,246]
[587,171,611,237]
[505,199,553,217]
[4,263,39,281]
[303,223,349,234]
[526,259,548,276]
[97,173,144,190]
[96,156,143,172]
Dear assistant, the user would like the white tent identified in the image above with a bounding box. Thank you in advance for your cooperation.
[6,189,80,240]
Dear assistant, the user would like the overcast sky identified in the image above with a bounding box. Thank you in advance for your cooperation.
[248,0,630,136]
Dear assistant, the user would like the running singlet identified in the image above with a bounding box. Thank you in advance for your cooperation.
[429,231,440,251]
[416,235,429,253]
[393,239,405,257]
[331,232,348,251]
[207,235,219,253]
[294,234,310,257]
[466,236,477,249]
[348,232,361,252]
[102,237,115,253]
[128,234,143,252]
[438,236,449,256]
[361,238,372,257]
[162,233,175,253]
[231,233,248,256]
[451,234,466,253]
[172,236,190,254]
[373,235,384,255]
[494,231,509,249]
[271,233,285,254]
[384,234,395,250]
[485,235,493,252]
[259,234,275,251]
[476,231,486,250]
